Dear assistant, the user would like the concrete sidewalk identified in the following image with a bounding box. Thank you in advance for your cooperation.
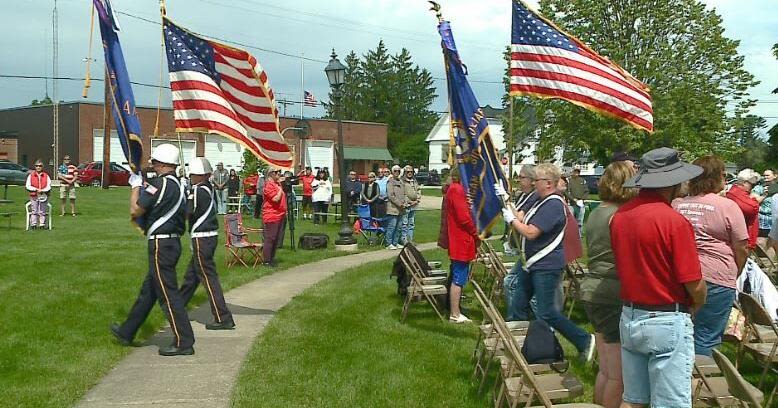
[77,242,438,408]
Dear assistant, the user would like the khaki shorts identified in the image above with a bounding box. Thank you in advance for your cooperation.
[59,184,76,200]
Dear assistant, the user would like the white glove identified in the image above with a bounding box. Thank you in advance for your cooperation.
[494,183,509,201]
[575,199,584,207]
[502,206,516,224]
[129,172,143,189]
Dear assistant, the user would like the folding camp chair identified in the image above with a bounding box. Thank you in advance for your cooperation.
[224,213,263,268]
[356,204,385,246]
[736,293,778,401]
[398,245,447,322]
[25,200,52,230]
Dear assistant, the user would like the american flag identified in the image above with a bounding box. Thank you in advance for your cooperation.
[304,91,317,107]
[163,18,293,169]
[510,1,653,132]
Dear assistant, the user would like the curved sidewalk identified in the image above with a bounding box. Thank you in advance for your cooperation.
[77,242,438,408]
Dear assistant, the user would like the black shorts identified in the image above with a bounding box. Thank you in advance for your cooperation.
[583,302,621,343]
[302,196,312,209]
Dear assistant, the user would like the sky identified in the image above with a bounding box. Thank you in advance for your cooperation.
[1,0,776,132]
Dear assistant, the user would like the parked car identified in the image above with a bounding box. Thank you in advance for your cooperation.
[77,161,131,187]
[0,160,29,186]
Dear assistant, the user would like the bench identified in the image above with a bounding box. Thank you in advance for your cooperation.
[0,212,17,229]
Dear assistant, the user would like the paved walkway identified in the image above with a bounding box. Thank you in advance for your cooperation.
[77,242,438,408]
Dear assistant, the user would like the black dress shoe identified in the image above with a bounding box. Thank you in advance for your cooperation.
[110,323,132,346]
[206,320,236,330]
[158,345,195,356]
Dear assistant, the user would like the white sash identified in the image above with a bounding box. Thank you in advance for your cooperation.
[521,194,567,269]
[191,184,214,233]
[147,175,185,238]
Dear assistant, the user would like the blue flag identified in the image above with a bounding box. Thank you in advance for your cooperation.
[94,0,143,172]
[438,20,509,238]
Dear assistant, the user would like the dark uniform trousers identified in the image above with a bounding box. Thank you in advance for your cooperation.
[180,236,233,324]
[118,238,195,348]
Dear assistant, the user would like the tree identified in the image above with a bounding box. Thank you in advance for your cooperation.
[30,96,53,106]
[240,149,268,178]
[327,41,437,165]
[734,114,768,169]
[506,0,758,164]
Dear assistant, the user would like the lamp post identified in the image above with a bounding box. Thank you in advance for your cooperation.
[325,49,356,249]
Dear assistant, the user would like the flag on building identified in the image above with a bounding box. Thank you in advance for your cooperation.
[509,0,653,132]
[304,91,317,107]
[162,18,294,170]
[93,0,143,172]
[438,19,509,239]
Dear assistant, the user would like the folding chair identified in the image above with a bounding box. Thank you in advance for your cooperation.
[712,349,767,407]
[751,246,777,278]
[398,245,447,322]
[736,293,778,401]
[356,204,385,246]
[25,201,52,230]
[224,213,263,268]
[405,242,448,278]
[562,261,585,318]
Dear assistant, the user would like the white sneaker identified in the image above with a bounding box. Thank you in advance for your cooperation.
[580,333,596,363]
[449,314,472,324]
[386,244,397,250]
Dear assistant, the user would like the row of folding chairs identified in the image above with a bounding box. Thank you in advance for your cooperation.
[731,292,778,407]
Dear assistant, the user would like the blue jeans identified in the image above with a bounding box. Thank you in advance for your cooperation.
[216,188,228,214]
[401,207,416,243]
[505,262,563,320]
[693,282,736,356]
[503,265,591,352]
[384,214,401,246]
[620,306,694,407]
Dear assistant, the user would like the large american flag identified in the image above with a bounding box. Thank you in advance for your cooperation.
[163,18,293,169]
[510,1,653,132]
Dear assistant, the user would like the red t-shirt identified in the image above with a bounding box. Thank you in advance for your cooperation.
[262,180,287,223]
[610,190,702,306]
[243,174,258,196]
[725,185,759,249]
[300,174,315,196]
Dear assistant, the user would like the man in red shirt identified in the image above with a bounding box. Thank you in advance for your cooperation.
[261,169,287,267]
[444,170,478,323]
[726,168,763,249]
[611,147,707,408]
[297,166,315,220]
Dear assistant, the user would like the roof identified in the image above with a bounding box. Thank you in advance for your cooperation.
[343,146,393,161]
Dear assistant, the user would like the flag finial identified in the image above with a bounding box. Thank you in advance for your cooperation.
[428,1,443,22]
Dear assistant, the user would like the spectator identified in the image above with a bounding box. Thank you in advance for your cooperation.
[568,167,589,233]
[610,147,706,408]
[375,167,389,218]
[343,170,362,212]
[580,161,636,408]
[178,167,190,192]
[243,171,258,216]
[26,159,52,229]
[445,169,478,323]
[57,155,77,217]
[360,171,380,216]
[211,162,229,215]
[673,156,748,357]
[254,170,266,220]
[755,169,775,249]
[385,165,406,249]
[261,169,286,267]
[298,166,315,220]
[499,163,595,361]
[401,165,421,245]
[726,168,763,249]
[311,171,332,224]
[227,169,240,211]
[610,151,638,171]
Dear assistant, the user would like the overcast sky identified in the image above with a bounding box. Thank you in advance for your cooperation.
[2,0,776,132]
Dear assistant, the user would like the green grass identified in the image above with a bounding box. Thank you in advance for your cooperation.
[0,185,439,408]
[232,250,776,407]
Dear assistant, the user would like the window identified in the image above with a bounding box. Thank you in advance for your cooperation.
[0,163,9,170]
[111,163,127,172]
[441,143,450,163]
[92,162,102,171]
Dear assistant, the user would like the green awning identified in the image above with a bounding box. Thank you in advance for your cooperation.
[343,146,393,161]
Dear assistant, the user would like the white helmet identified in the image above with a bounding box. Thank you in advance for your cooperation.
[189,157,213,175]
[151,143,180,165]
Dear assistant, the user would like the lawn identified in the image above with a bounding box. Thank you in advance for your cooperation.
[0,185,440,408]
[232,249,776,407]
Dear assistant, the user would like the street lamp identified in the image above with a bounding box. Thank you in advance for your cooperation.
[324,49,356,249]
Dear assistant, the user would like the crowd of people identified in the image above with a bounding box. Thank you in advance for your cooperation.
[440,146,778,408]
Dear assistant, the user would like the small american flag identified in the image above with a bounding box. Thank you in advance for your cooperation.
[163,18,293,169]
[510,1,653,132]
[304,91,317,107]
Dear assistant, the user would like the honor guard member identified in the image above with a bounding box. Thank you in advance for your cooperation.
[110,143,195,356]
[179,157,236,330]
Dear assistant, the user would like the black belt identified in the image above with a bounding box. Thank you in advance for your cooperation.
[625,302,689,314]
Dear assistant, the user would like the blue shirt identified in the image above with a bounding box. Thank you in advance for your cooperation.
[376,177,389,197]
[524,195,566,271]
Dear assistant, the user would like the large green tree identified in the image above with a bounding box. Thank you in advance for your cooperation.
[503,0,758,164]
[327,41,437,166]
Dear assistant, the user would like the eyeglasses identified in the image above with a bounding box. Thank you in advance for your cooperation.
[393,170,400,173]
[35,165,43,167]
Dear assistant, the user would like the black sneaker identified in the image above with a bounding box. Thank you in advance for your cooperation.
[206,320,236,330]
[158,345,195,356]
[109,323,132,346]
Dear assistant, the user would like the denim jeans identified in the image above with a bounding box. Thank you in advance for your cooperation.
[216,188,228,214]
[505,263,563,320]
[385,214,401,246]
[401,207,416,244]
[620,306,694,407]
[693,282,736,356]
[503,265,591,352]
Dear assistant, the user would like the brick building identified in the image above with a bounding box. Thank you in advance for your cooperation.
[0,102,392,178]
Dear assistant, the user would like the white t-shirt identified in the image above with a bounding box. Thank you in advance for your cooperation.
[312,180,332,203]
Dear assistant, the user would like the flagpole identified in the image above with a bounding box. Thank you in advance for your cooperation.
[82,3,95,99]
[300,52,304,119]
[101,67,112,189]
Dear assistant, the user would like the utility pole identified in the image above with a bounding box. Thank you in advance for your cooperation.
[278,99,293,117]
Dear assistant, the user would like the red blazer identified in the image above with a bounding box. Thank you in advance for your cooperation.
[445,181,478,262]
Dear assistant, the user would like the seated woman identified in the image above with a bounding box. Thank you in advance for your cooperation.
[25,159,52,229]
